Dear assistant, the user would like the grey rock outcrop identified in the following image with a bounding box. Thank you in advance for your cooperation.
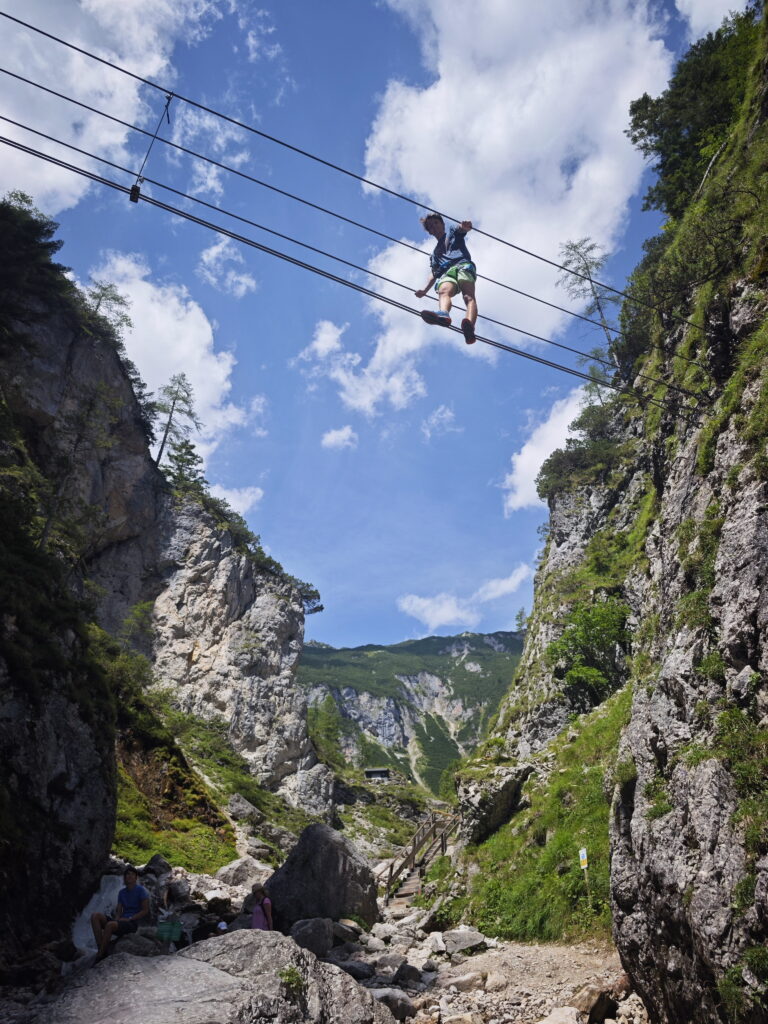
[34,930,395,1023]
[456,764,535,844]
[267,823,378,930]
[0,652,115,959]
[478,279,768,1019]
[1,300,165,961]
[0,221,327,969]
[290,917,334,957]
[608,403,768,1022]
[151,503,333,813]
[215,855,271,889]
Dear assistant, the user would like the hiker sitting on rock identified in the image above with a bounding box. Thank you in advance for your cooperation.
[250,883,273,931]
[91,866,150,960]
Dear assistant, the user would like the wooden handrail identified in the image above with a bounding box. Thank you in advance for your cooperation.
[382,812,460,903]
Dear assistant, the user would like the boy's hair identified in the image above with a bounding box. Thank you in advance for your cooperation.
[420,213,444,230]
[123,866,138,880]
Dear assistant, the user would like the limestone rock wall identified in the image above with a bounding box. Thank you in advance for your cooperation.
[152,504,333,816]
[477,279,768,1024]
[1,305,163,958]
[1,265,327,961]
[610,369,768,1023]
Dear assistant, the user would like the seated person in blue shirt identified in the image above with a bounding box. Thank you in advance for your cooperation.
[415,213,478,344]
[91,866,150,961]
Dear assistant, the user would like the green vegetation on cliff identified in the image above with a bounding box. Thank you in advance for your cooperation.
[431,688,633,940]
[0,194,318,877]
[299,632,522,704]
[458,2,768,981]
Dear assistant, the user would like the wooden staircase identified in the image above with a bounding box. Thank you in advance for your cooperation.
[377,811,460,910]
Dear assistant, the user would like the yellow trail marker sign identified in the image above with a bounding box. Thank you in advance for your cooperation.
[579,847,588,870]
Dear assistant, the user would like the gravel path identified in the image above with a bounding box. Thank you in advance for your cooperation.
[413,937,647,1024]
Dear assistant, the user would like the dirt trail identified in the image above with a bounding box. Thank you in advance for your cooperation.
[413,937,647,1024]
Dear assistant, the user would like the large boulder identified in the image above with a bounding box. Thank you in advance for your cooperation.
[367,988,416,1021]
[33,930,395,1023]
[442,927,486,956]
[266,824,378,930]
[289,918,334,957]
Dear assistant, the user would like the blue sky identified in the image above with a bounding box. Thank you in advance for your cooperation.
[1,0,744,646]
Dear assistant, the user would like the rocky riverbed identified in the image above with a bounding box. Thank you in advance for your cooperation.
[0,851,647,1024]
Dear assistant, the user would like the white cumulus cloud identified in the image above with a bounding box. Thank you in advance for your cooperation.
[92,250,251,456]
[208,483,264,516]
[197,237,258,298]
[421,404,462,442]
[675,0,742,38]
[321,425,359,450]
[398,564,532,632]
[0,0,239,212]
[296,312,429,416]
[294,1,674,418]
[298,320,348,361]
[501,388,584,514]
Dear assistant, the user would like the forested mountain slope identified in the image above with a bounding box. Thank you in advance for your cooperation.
[298,630,523,793]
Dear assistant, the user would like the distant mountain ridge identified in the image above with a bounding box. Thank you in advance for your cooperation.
[297,630,524,793]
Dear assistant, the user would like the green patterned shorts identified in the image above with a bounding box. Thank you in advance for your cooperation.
[435,261,477,292]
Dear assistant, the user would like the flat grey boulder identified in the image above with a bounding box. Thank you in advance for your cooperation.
[442,928,486,956]
[333,921,363,944]
[215,855,271,888]
[266,823,378,930]
[339,960,376,981]
[33,930,395,1023]
[367,987,416,1020]
[392,961,422,987]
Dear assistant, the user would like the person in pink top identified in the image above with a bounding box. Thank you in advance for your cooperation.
[250,884,273,931]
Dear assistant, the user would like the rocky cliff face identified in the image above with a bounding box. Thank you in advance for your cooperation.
[1,291,164,959]
[0,200,325,961]
[152,504,333,816]
[609,329,768,1024]
[467,33,768,1022]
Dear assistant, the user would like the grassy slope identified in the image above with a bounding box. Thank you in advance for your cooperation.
[113,681,318,872]
[423,688,632,940]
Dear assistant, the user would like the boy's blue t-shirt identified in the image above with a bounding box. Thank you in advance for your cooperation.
[430,226,473,276]
[117,884,149,919]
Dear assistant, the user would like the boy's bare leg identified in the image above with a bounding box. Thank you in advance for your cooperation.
[438,282,456,315]
[461,282,478,325]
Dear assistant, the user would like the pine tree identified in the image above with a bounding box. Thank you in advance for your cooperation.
[557,238,622,388]
[154,373,202,466]
[165,438,206,494]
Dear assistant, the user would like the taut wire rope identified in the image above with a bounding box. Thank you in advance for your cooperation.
[0,115,705,405]
[0,133,703,427]
[0,9,708,334]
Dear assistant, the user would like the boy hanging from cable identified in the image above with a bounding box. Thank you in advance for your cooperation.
[415,213,477,344]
